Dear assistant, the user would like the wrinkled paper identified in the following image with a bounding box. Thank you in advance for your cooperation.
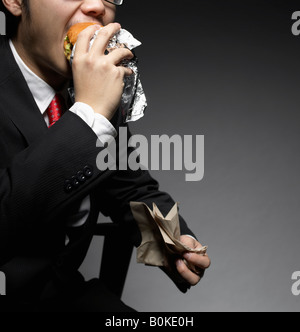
[130,202,207,270]
[69,28,147,123]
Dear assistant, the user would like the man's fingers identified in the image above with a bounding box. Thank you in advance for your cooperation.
[108,47,134,65]
[122,67,134,77]
[177,235,211,286]
[90,23,121,55]
[74,24,102,57]
[74,23,121,57]
[176,259,201,286]
[183,252,211,270]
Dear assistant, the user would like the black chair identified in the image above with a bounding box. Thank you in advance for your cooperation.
[94,223,134,298]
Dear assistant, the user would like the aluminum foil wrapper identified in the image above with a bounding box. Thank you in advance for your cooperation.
[68,28,147,123]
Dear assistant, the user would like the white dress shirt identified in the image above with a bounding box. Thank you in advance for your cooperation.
[9,40,117,244]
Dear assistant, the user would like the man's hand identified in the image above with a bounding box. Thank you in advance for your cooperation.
[72,23,134,120]
[176,235,211,286]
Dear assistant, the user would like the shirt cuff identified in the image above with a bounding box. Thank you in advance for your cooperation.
[70,102,117,143]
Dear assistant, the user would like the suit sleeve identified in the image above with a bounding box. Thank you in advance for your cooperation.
[95,124,197,294]
[0,112,107,257]
[94,124,197,246]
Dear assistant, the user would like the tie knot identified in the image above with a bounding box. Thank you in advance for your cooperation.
[46,93,66,127]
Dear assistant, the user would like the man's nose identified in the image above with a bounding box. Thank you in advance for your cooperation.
[81,0,106,17]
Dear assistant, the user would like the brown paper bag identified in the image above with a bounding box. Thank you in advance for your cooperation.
[130,202,207,269]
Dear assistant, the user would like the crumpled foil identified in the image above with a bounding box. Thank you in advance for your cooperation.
[68,28,147,123]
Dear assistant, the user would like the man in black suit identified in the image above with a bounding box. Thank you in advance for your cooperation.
[0,0,210,311]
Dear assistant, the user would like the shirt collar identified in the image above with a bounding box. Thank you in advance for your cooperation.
[9,39,56,115]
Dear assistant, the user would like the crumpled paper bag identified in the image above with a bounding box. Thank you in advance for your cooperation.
[130,202,207,272]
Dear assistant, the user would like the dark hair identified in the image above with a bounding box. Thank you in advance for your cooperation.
[0,0,30,38]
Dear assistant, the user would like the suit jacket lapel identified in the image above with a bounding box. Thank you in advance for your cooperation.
[0,36,48,146]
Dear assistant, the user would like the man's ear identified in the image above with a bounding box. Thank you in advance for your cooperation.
[2,0,23,17]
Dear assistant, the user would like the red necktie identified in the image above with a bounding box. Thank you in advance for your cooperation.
[46,94,65,127]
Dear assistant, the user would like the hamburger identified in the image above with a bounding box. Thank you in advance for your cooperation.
[64,23,146,123]
[64,22,100,60]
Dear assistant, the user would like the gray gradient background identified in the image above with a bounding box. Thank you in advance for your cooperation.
[80,0,300,312]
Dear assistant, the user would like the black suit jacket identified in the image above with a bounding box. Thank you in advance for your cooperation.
[0,36,195,300]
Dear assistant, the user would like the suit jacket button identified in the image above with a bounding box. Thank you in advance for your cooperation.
[64,180,73,193]
[71,176,80,188]
[77,171,86,183]
[83,165,93,178]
